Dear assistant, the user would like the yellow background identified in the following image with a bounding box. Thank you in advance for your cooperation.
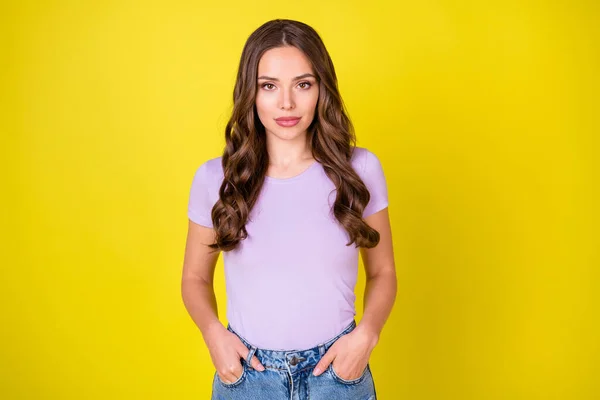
[2,1,598,399]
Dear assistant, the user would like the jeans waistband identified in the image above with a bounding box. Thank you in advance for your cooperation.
[226,320,357,372]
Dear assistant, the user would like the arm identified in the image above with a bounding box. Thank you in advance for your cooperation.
[181,219,223,340]
[355,206,398,347]
[313,207,397,378]
[181,219,266,383]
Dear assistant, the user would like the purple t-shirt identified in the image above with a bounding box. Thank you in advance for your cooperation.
[188,147,388,350]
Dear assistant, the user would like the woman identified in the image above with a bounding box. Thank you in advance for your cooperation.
[182,18,397,400]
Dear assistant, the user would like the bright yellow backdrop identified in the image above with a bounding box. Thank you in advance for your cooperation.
[2,1,598,399]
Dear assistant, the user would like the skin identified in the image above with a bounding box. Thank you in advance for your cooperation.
[256,46,319,176]
[312,207,397,379]
[180,45,397,385]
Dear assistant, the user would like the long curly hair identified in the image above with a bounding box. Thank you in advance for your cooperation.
[208,19,380,252]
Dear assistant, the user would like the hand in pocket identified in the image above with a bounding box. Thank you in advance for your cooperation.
[204,324,265,384]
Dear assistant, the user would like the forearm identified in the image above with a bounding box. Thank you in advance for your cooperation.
[181,278,225,340]
[356,269,397,345]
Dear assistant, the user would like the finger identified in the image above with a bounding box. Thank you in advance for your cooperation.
[222,372,240,384]
[222,363,243,383]
[250,354,266,371]
[236,343,265,372]
[313,351,336,376]
[219,372,231,384]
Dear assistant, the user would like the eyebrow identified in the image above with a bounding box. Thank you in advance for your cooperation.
[257,73,316,81]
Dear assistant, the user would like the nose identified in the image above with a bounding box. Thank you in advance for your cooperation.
[279,87,295,110]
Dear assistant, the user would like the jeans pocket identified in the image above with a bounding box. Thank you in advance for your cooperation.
[216,362,247,388]
[329,362,370,385]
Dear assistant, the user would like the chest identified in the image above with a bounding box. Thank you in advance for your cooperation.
[223,177,358,274]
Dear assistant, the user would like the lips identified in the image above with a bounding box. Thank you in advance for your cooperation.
[274,116,301,127]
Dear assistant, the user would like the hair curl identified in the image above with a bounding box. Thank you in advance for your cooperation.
[208,19,380,252]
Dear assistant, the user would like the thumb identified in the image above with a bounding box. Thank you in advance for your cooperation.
[313,351,335,376]
[238,344,265,372]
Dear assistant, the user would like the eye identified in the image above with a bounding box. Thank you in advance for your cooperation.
[298,81,312,89]
[261,83,276,90]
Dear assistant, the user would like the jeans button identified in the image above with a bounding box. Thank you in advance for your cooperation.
[289,356,299,366]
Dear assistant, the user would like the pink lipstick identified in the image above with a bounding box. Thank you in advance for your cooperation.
[275,117,301,127]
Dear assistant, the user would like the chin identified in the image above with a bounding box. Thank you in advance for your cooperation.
[268,125,309,140]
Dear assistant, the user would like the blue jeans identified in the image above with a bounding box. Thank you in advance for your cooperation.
[211,320,377,400]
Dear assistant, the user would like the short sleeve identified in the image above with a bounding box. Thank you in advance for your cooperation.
[187,161,215,228]
[361,149,389,218]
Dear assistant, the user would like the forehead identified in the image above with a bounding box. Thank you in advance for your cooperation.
[257,46,314,77]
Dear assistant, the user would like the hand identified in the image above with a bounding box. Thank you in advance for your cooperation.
[203,323,265,384]
[312,325,378,380]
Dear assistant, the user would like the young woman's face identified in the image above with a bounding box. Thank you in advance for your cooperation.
[255,46,319,142]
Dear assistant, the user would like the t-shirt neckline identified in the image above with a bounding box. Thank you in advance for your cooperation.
[265,160,319,184]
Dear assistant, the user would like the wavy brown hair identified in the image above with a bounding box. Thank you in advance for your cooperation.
[208,19,381,252]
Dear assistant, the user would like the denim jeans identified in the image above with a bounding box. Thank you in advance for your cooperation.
[211,319,377,400]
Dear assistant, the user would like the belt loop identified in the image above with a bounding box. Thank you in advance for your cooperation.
[318,343,325,356]
[246,346,258,368]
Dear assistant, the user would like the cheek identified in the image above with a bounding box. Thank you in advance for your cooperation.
[254,96,268,119]
[254,94,264,113]
[303,91,319,114]
[255,93,275,116]
[309,89,319,107]
[255,95,276,128]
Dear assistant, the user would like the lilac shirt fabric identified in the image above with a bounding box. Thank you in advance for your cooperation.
[187,147,389,351]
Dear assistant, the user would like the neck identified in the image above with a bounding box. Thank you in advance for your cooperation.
[265,131,313,167]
